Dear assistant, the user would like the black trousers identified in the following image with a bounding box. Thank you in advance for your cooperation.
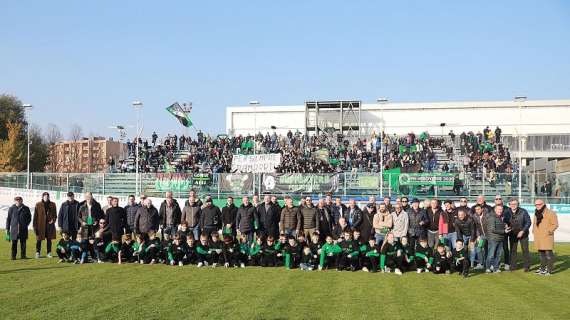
[363,256,379,272]
[454,258,470,276]
[509,235,531,270]
[11,239,27,258]
[261,253,277,267]
[36,239,52,254]
[502,234,510,265]
[338,253,359,270]
[322,255,338,270]
[433,260,451,274]
[538,250,555,272]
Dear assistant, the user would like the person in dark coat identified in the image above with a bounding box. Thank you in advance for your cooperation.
[407,198,429,252]
[58,192,80,240]
[331,198,347,226]
[33,192,57,258]
[6,196,31,260]
[159,191,182,238]
[124,195,140,234]
[134,198,160,235]
[236,196,258,243]
[257,195,280,239]
[200,197,221,239]
[221,196,238,237]
[315,199,333,241]
[78,192,104,238]
[360,197,376,243]
[106,197,127,240]
[344,199,363,230]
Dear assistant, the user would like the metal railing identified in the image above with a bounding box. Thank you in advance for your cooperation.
[0,171,567,204]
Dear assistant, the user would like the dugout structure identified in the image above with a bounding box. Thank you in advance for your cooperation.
[305,100,362,141]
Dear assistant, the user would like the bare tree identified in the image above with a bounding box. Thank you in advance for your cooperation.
[69,124,83,141]
[45,123,63,144]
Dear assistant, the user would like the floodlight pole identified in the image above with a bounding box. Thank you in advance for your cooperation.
[23,104,33,189]
[132,101,143,195]
[514,96,527,203]
[377,98,388,196]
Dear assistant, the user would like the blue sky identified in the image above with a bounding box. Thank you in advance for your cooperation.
[2,1,569,140]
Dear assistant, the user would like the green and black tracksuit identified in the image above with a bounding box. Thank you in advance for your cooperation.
[363,243,381,272]
[168,242,187,264]
[319,242,342,270]
[120,240,135,262]
[433,251,451,274]
[209,240,223,264]
[222,240,242,267]
[275,240,287,266]
[452,247,470,276]
[144,238,162,263]
[284,244,302,269]
[338,240,360,270]
[249,242,262,266]
[184,243,197,264]
[196,242,211,264]
[380,242,403,271]
[399,243,414,270]
[261,243,278,267]
[309,242,322,261]
[132,241,147,263]
[161,239,172,263]
[300,251,316,270]
[56,238,79,261]
[414,244,434,270]
[104,242,120,262]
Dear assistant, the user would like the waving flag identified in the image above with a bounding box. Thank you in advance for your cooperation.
[166,102,192,127]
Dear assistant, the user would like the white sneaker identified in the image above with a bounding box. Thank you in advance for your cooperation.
[178,261,184,267]
[58,259,64,263]
[47,253,53,258]
[445,270,450,275]
[197,262,204,268]
[35,252,40,259]
[494,269,501,273]
[385,267,391,273]
[139,260,144,264]
[224,263,230,268]
[416,268,422,274]
[395,268,403,275]
[97,259,103,264]
[504,264,510,271]
[170,261,175,266]
[475,264,484,270]
[212,263,218,268]
[485,269,492,273]
[204,261,209,267]
[150,259,156,265]
[362,267,369,272]
[240,263,245,268]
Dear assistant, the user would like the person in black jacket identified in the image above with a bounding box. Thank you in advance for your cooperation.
[426,199,443,249]
[124,195,140,235]
[433,243,452,274]
[58,192,80,240]
[200,197,221,240]
[159,191,182,239]
[315,199,333,241]
[452,239,470,277]
[345,199,362,230]
[6,196,32,260]
[485,205,508,273]
[106,198,127,240]
[236,196,258,244]
[221,196,238,237]
[331,198,347,226]
[407,198,429,252]
[257,195,280,239]
[506,198,532,271]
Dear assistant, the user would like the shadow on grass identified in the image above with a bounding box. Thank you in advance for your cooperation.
[0,264,72,275]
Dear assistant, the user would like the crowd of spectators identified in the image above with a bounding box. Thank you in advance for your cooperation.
[117,130,456,175]
[453,126,513,186]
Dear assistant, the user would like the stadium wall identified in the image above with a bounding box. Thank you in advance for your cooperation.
[226,99,570,136]
[1,187,569,242]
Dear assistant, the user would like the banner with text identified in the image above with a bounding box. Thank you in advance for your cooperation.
[231,154,282,173]
[262,173,338,193]
[154,173,212,192]
[398,173,455,186]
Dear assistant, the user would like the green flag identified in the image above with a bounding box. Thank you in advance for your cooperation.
[166,102,192,127]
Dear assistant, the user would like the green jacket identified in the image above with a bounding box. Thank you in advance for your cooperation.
[319,242,342,268]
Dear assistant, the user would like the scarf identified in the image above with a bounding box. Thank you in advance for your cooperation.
[535,206,545,227]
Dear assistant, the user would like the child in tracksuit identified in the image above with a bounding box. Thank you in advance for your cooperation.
[300,246,316,271]
[338,231,360,271]
[261,236,278,267]
[145,232,162,264]
[118,234,135,264]
[56,232,80,263]
[318,235,342,271]
[275,233,287,266]
[76,233,90,264]
[209,233,223,267]
[452,239,470,277]
[414,238,433,273]
[168,234,186,266]
[184,237,197,265]
[249,237,263,266]
[399,236,414,272]
[222,235,242,268]
[132,233,147,264]
[196,235,211,267]
[161,233,173,264]
[363,238,380,272]
[309,234,322,262]
[284,237,302,269]
[380,232,404,275]
[433,243,452,274]
[104,238,121,263]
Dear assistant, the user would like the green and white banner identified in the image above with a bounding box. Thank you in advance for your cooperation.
[398,173,455,186]
[166,102,192,127]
